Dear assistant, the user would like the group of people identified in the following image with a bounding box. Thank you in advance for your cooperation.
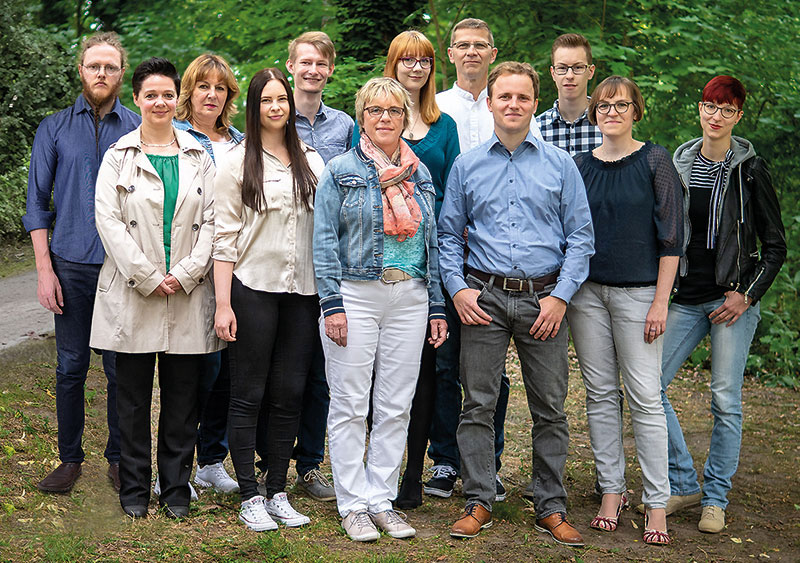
[25,16,785,549]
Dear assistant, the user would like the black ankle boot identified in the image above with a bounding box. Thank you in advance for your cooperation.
[394,473,422,509]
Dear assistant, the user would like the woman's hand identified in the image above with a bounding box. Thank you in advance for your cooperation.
[325,312,348,347]
[153,277,176,297]
[644,299,669,343]
[215,304,237,342]
[709,291,750,326]
[428,319,448,348]
[163,274,184,293]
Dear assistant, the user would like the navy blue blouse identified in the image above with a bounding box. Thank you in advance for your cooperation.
[574,141,684,287]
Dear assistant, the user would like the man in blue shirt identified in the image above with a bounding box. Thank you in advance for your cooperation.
[440,62,593,545]
[255,31,353,503]
[23,32,140,494]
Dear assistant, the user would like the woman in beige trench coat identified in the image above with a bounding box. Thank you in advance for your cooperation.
[90,58,223,520]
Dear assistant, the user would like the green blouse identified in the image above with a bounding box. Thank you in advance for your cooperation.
[147,154,180,270]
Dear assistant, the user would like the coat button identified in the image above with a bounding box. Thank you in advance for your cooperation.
[192,223,200,231]
[197,187,202,195]
[128,279,135,287]
[126,185,135,193]
[198,277,204,284]
[129,220,137,227]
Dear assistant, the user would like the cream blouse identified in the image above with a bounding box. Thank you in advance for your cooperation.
[213,141,325,295]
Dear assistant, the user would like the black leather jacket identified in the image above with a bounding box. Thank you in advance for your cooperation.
[673,136,786,303]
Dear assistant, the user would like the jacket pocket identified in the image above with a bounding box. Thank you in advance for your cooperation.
[336,174,367,208]
[97,265,117,293]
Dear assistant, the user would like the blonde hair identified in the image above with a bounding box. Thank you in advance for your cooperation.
[354,77,411,131]
[79,31,127,69]
[176,54,240,135]
[450,18,494,46]
[488,61,540,99]
[288,31,336,65]
[383,30,441,125]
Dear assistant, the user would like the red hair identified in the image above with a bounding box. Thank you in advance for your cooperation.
[702,75,746,109]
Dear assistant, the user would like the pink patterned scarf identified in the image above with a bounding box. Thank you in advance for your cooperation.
[359,133,422,241]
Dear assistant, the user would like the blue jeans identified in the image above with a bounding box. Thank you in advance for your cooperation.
[196,349,230,466]
[292,334,329,476]
[660,298,760,509]
[51,254,119,464]
[427,292,508,473]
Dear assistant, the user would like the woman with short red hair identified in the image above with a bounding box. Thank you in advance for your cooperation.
[660,75,786,533]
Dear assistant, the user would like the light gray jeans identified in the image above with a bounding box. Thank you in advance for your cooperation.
[567,281,669,509]
[458,274,570,518]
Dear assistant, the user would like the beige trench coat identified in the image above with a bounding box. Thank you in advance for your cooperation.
[89,128,223,354]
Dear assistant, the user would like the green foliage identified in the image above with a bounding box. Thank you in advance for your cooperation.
[333,0,426,61]
[0,157,29,240]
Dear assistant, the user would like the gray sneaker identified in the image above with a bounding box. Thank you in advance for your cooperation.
[342,509,380,542]
[296,468,336,501]
[370,509,416,538]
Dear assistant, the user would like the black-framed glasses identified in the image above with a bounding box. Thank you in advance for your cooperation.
[399,56,433,69]
[81,63,122,75]
[365,106,404,118]
[552,63,589,75]
[596,101,634,114]
[450,41,492,52]
[700,102,739,119]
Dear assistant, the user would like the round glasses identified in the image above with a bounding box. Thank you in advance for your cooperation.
[596,101,634,114]
[399,56,433,69]
[82,64,122,76]
[365,106,404,119]
[700,102,739,119]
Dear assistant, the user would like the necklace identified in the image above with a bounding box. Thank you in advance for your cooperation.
[405,112,420,140]
[141,136,177,148]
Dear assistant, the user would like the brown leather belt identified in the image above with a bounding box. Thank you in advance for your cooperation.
[466,267,559,293]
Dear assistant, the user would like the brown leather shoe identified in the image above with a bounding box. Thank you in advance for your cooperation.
[534,512,584,547]
[108,463,121,492]
[37,462,82,493]
[450,503,493,538]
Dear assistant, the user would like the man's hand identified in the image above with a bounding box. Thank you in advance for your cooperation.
[325,312,348,347]
[529,295,567,340]
[37,267,64,314]
[708,291,750,327]
[428,319,448,348]
[453,288,492,325]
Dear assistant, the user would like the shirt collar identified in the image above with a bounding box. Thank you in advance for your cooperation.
[297,100,329,122]
[75,93,125,119]
[552,98,591,124]
[487,130,540,156]
[451,82,488,103]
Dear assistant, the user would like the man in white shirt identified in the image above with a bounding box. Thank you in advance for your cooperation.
[436,18,541,150]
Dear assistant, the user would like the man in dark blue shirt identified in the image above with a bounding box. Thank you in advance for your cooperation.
[22,32,140,494]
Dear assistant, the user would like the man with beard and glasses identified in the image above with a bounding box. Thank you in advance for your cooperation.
[23,31,140,494]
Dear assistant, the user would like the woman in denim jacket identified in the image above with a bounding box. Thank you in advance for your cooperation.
[313,77,447,542]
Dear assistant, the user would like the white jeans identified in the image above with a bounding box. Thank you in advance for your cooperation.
[322,279,428,517]
[567,282,669,509]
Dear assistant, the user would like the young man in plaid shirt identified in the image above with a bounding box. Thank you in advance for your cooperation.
[536,34,602,155]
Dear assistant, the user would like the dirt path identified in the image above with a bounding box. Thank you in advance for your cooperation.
[0,270,53,353]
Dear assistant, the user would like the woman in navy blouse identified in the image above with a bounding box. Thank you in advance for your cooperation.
[568,76,684,545]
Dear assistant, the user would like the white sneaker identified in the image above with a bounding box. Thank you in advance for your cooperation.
[264,492,310,527]
[194,462,240,493]
[154,474,198,501]
[239,495,278,532]
[342,509,380,542]
[370,509,416,538]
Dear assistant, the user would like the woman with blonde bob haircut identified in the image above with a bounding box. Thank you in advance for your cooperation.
[315,76,447,541]
[352,30,459,510]
[174,54,243,163]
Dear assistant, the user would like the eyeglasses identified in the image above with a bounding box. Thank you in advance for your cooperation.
[399,56,433,69]
[365,106,404,119]
[553,63,589,75]
[81,64,122,76]
[596,101,634,114]
[451,41,493,52]
[700,102,739,119]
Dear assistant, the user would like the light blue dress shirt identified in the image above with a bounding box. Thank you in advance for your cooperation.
[437,131,595,304]
[294,101,354,164]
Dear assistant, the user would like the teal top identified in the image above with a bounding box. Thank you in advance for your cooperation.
[353,113,460,218]
[383,212,427,278]
[147,154,180,271]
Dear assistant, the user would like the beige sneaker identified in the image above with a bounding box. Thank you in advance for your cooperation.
[698,505,725,533]
[370,509,416,538]
[342,509,380,542]
[636,492,702,515]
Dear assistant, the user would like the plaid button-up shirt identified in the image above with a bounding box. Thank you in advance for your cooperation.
[536,100,602,156]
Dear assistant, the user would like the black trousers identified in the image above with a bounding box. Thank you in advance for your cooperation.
[116,352,201,509]
[227,277,318,501]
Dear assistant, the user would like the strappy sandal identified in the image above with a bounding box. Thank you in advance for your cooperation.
[589,491,629,532]
[643,512,671,545]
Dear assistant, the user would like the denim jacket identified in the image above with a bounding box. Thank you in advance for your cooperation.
[313,145,446,320]
[172,119,244,164]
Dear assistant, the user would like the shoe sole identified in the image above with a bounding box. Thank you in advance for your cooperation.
[194,476,240,494]
[299,488,336,502]
[345,529,380,542]
[450,520,493,539]
[495,493,506,502]
[239,515,278,532]
[423,486,454,498]
[533,523,584,547]
[270,516,311,527]
[386,529,416,539]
